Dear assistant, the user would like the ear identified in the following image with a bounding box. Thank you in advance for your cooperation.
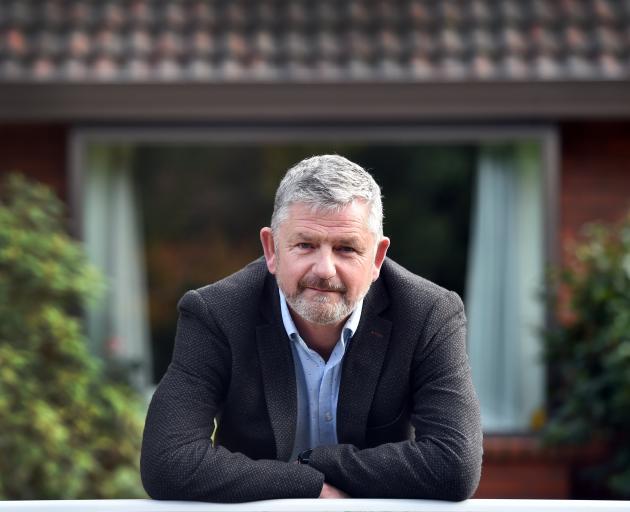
[371,237,390,281]
[260,227,277,274]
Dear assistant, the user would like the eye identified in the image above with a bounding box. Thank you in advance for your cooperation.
[297,242,313,250]
[336,246,356,253]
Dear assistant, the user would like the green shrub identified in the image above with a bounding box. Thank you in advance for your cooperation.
[0,173,146,499]
[543,212,630,497]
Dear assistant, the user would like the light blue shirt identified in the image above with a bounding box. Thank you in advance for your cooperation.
[279,290,363,460]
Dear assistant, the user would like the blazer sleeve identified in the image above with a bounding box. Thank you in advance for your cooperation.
[307,291,483,501]
[140,290,325,503]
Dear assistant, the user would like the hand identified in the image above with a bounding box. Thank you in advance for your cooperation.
[319,482,349,499]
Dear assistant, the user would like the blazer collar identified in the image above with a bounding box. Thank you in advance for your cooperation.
[256,272,297,461]
[337,274,392,447]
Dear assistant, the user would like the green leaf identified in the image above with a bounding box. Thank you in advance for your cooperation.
[542,212,630,498]
[0,173,145,499]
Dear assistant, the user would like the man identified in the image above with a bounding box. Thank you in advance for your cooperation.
[141,155,482,502]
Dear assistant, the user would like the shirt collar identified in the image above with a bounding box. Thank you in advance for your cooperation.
[279,288,364,344]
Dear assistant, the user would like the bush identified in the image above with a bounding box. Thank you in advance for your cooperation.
[0,173,146,499]
[543,212,630,497]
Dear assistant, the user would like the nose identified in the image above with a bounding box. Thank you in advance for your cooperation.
[312,247,336,280]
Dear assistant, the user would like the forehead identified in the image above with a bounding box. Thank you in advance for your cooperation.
[281,201,372,238]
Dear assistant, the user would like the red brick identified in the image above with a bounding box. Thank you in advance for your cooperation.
[0,124,68,201]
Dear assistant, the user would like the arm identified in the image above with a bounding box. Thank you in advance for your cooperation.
[308,291,482,500]
[140,290,324,503]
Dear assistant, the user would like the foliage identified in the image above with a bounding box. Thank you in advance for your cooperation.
[0,173,146,499]
[543,212,630,497]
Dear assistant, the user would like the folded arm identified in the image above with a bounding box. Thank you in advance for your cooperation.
[308,291,483,500]
[140,290,324,503]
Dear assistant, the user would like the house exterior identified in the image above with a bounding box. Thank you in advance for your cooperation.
[2,0,630,499]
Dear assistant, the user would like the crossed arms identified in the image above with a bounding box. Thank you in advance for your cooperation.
[140,288,482,503]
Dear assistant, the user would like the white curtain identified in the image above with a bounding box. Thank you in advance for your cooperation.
[465,143,545,432]
[82,145,152,391]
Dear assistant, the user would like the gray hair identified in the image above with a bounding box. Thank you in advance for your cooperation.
[270,155,384,238]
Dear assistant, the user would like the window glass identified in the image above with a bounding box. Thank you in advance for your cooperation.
[130,144,476,382]
[82,140,546,432]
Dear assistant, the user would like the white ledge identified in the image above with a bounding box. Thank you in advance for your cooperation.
[0,500,628,512]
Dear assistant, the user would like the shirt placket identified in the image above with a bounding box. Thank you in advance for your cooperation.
[318,344,343,445]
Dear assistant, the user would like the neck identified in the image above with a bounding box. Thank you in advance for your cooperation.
[291,312,346,362]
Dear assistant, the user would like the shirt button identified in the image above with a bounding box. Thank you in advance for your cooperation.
[324,412,333,422]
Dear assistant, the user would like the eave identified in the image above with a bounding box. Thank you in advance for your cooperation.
[2,80,630,123]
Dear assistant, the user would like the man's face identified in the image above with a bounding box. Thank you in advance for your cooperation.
[260,201,389,326]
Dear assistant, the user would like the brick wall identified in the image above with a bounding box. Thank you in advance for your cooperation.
[0,124,68,200]
[561,122,630,253]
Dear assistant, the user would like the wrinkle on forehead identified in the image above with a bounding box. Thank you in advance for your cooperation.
[290,216,367,232]
[291,201,369,224]
[289,203,369,232]
[293,198,369,219]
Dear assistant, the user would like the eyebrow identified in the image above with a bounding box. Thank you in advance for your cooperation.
[289,233,364,248]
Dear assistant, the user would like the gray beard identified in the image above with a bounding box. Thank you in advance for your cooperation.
[284,288,356,325]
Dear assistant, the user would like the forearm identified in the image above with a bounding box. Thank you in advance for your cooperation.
[141,369,324,502]
[309,292,482,500]
[142,439,324,502]
[309,437,480,500]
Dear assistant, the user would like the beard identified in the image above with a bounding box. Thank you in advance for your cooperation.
[281,275,367,325]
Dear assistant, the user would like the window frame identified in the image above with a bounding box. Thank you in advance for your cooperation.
[68,124,560,414]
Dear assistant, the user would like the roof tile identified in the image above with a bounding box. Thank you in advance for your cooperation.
[1,0,629,82]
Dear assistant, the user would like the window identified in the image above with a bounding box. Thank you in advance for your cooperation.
[466,143,546,432]
[75,128,553,432]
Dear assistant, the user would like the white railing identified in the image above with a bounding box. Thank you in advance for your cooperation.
[0,500,628,512]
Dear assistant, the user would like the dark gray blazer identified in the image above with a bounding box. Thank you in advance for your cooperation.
[141,257,482,503]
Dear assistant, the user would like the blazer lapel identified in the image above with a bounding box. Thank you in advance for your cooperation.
[337,277,392,447]
[256,275,297,462]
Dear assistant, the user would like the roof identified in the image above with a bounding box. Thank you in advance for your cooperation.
[1,0,630,83]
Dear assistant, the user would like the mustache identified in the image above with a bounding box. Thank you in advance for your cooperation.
[298,277,347,293]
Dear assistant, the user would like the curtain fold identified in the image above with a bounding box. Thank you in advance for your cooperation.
[466,143,544,432]
[83,145,152,391]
